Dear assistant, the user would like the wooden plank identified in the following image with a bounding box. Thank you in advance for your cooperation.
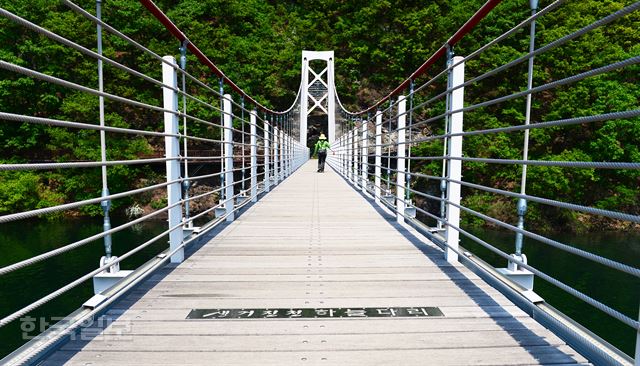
[146,272,482,282]
[150,266,470,276]
[43,347,588,366]
[132,279,501,292]
[60,330,571,352]
[88,316,551,335]
[110,298,529,315]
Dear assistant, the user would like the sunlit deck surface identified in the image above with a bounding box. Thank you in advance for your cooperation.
[43,162,588,365]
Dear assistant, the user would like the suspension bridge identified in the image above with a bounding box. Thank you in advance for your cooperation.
[0,0,639,365]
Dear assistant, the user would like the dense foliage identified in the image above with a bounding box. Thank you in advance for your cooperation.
[0,0,638,230]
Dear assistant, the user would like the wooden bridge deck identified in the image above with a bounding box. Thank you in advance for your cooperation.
[43,162,588,365]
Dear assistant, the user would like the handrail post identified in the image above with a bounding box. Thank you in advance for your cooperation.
[396,95,407,224]
[223,94,235,222]
[280,116,285,179]
[289,124,293,175]
[285,118,288,177]
[96,0,115,269]
[162,55,184,263]
[273,125,279,184]
[341,135,346,176]
[263,115,270,192]
[285,127,290,177]
[344,134,348,177]
[374,111,382,204]
[276,121,281,180]
[361,119,368,194]
[444,56,465,263]
[344,130,348,179]
[351,128,356,183]
[250,110,258,202]
[346,130,351,180]
[280,124,285,179]
[355,122,360,187]
[293,140,297,171]
[635,304,640,366]
[282,116,287,178]
[343,135,347,176]
[288,129,291,176]
[336,135,340,174]
[513,0,538,268]
[294,141,298,171]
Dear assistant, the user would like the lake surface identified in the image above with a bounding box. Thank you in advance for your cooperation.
[0,218,638,358]
[460,228,640,357]
[0,217,167,359]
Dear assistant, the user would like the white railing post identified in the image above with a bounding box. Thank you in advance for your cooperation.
[162,56,184,263]
[263,116,270,192]
[289,142,298,174]
[361,120,368,194]
[445,56,465,263]
[343,135,348,177]
[294,142,298,170]
[280,127,285,179]
[344,134,348,176]
[223,94,235,222]
[342,136,346,176]
[635,304,639,366]
[351,129,356,183]
[250,110,258,202]
[294,141,298,171]
[396,95,407,223]
[339,136,344,175]
[375,111,382,204]
[286,133,291,176]
[273,126,279,184]
[283,121,288,178]
[346,131,351,180]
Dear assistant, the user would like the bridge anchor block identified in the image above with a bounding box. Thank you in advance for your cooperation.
[497,254,535,291]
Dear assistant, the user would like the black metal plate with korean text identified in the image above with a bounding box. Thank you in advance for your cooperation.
[186,307,443,319]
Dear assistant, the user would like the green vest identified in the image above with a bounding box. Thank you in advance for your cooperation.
[314,140,330,155]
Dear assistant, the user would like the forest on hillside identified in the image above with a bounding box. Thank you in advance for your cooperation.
[0,0,638,231]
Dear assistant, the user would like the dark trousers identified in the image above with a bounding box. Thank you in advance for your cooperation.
[317,151,327,172]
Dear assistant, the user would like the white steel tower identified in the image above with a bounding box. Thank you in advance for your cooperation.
[300,50,336,144]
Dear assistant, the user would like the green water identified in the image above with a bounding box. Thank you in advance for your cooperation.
[0,217,166,359]
[460,229,640,357]
[0,219,638,359]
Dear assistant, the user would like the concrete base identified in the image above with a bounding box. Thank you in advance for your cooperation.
[365,181,374,193]
[496,267,534,291]
[93,270,133,295]
[382,195,395,207]
[215,207,227,218]
[404,205,416,219]
[235,195,250,206]
[183,226,202,240]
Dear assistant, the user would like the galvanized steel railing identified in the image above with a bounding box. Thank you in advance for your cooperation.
[0,1,308,363]
[327,1,640,365]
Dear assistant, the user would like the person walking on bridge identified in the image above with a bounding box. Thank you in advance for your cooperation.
[313,133,331,173]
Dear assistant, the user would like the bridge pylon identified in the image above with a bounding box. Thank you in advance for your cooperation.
[300,50,336,145]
